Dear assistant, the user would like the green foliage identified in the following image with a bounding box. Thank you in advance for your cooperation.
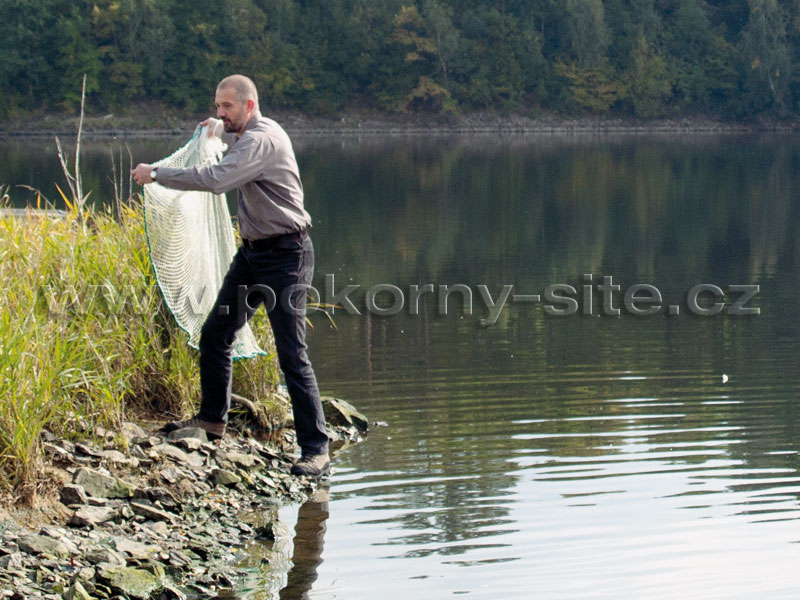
[5,0,800,118]
[556,61,625,113]
[0,201,282,493]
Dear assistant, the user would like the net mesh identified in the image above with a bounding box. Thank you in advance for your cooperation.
[143,127,264,359]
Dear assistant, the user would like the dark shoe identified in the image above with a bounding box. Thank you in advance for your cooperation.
[160,415,226,440]
[290,452,330,477]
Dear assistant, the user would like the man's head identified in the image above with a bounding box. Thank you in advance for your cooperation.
[215,74,260,135]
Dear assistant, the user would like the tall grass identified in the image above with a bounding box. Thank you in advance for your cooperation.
[0,200,282,496]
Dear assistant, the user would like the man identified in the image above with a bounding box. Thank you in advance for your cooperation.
[132,74,329,477]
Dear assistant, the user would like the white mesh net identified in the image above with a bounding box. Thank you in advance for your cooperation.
[143,127,264,359]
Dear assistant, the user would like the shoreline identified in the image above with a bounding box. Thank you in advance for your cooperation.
[2,109,799,139]
[0,398,369,600]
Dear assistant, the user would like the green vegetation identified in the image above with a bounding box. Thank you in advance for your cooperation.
[2,0,800,121]
[0,198,281,498]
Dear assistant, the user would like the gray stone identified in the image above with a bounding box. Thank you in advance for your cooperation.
[146,521,169,537]
[212,468,241,486]
[173,437,204,452]
[111,538,160,560]
[130,445,150,460]
[16,535,70,559]
[159,466,182,484]
[38,528,80,555]
[100,450,138,467]
[62,580,92,600]
[322,397,369,431]
[72,468,136,499]
[68,505,117,528]
[130,501,176,523]
[0,552,25,570]
[167,427,208,443]
[154,444,205,468]
[135,436,162,449]
[216,450,262,469]
[42,442,73,462]
[120,422,147,441]
[161,582,187,600]
[60,484,88,506]
[83,547,126,566]
[96,565,163,600]
[74,443,102,458]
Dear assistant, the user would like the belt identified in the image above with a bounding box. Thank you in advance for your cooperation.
[242,228,308,251]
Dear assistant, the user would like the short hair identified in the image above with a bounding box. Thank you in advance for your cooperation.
[217,74,260,111]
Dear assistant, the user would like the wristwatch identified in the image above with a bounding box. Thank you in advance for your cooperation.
[150,169,157,181]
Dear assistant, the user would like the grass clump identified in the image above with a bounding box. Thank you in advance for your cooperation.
[0,200,283,498]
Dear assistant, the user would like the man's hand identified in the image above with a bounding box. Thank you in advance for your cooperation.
[199,118,223,138]
[131,163,155,186]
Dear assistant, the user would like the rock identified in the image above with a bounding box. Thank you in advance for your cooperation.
[0,552,25,570]
[154,444,205,468]
[42,442,73,463]
[68,505,117,528]
[136,436,162,449]
[130,501,176,523]
[138,486,179,507]
[100,450,138,467]
[145,521,169,537]
[111,538,160,561]
[74,443,103,458]
[16,535,70,559]
[173,437,204,452]
[120,422,147,441]
[212,468,241,486]
[321,397,369,431]
[158,466,183,484]
[62,580,92,600]
[216,450,262,469]
[160,582,187,600]
[130,445,150,460]
[96,565,163,600]
[167,427,208,443]
[84,547,126,566]
[38,528,80,554]
[73,467,136,499]
[60,484,89,506]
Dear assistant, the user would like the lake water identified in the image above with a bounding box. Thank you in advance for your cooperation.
[4,132,800,598]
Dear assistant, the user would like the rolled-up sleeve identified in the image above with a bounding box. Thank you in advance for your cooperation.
[155,134,267,195]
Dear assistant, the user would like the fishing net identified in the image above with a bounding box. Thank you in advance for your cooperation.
[143,126,264,359]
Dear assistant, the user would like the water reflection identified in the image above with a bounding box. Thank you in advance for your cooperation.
[279,487,329,600]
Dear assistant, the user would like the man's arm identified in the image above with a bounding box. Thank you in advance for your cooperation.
[161,135,264,194]
[131,119,255,191]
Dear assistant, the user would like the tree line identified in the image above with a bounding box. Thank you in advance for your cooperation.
[1,0,798,120]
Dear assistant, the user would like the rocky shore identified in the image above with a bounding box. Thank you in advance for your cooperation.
[0,397,369,600]
[2,108,800,139]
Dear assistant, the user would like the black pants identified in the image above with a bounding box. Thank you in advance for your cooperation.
[198,234,329,456]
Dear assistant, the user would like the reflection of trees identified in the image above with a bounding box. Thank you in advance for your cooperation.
[301,134,800,288]
[298,134,800,548]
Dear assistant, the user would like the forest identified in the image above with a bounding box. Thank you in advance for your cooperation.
[1,0,798,120]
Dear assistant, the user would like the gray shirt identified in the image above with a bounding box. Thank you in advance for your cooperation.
[155,115,311,240]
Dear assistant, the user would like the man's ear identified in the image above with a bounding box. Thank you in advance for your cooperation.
[247,99,255,112]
